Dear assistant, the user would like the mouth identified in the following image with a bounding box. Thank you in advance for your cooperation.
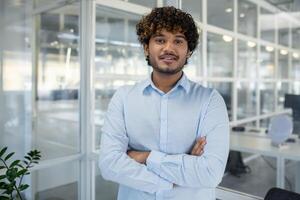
[159,54,178,63]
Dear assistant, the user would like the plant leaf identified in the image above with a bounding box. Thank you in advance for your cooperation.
[9,160,20,168]
[0,147,7,158]
[4,152,14,161]
[19,184,29,191]
[0,166,5,170]
[16,169,28,177]
[0,195,10,200]
[0,175,6,180]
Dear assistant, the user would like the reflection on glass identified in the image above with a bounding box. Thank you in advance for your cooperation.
[260,82,275,114]
[182,0,202,21]
[35,5,80,160]
[278,16,289,47]
[184,41,202,77]
[259,45,275,79]
[238,40,257,78]
[277,82,289,109]
[95,163,118,200]
[292,53,300,79]
[207,32,233,77]
[278,50,289,79]
[238,0,257,37]
[34,161,79,200]
[237,81,256,119]
[0,0,32,159]
[207,82,233,120]
[260,8,275,42]
[292,25,300,49]
[292,82,300,94]
[95,6,149,149]
[128,0,156,7]
[207,0,234,30]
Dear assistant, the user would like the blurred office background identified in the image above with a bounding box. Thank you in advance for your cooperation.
[1,0,300,199]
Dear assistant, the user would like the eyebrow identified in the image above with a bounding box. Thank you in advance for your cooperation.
[152,33,186,39]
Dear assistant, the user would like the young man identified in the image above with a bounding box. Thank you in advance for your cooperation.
[99,6,229,200]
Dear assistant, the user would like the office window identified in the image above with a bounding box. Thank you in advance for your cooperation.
[95,6,146,149]
[292,82,300,94]
[207,0,234,30]
[181,0,202,21]
[278,49,289,79]
[237,39,257,79]
[207,32,234,77]
[34,6,80,160]
[238,0,257,37]
[292,25,300,49]
[277,82,289,109]
[259,45,275,79]
[260,8,275,43]
[260,82,275,114]
[184,40,202,77]
[237,81,257,119]
[292,52,300,80]
[128,0,156,7]
[207,82,233,120]
[34,161,79,200]
[278,16,290,47]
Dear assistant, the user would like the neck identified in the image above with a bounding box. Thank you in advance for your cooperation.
[152,71,183,93]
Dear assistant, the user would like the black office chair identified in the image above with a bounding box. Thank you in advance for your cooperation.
[264,188,300,200]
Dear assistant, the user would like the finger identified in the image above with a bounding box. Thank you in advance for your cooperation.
[191,140,201,154]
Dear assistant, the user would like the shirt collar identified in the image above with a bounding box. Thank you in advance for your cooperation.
[141,72,190,94]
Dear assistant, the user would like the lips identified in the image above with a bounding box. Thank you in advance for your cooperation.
[159,54,178,63]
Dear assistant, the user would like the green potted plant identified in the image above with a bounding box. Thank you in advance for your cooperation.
[0,147,41,200]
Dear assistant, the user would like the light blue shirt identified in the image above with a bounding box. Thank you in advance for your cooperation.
[99,73,229,200]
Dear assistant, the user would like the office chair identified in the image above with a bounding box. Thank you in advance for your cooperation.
[264,188,300,200]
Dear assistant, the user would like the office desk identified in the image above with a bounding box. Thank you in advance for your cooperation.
[230,131,300,193]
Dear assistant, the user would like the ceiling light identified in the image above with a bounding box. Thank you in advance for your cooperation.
[247,41,256,48]
[280,49,288,55]
[265,46,274,52]
[225,8,232,13]
[222,35,233,42]
[240,13,245,18]
[293,52,299,58]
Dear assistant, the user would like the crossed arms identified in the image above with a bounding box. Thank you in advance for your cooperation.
[99,89,229,194]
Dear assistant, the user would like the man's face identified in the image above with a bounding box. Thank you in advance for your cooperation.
[144,29,190,75]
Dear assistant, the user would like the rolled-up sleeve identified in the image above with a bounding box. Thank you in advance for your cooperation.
[99,87,173,194]
[146,90,229,188]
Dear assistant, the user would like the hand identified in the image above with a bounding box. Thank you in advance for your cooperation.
[127,150,150,164]
[190,136,206,156]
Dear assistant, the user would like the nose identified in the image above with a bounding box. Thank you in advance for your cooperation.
[162,41,175,54]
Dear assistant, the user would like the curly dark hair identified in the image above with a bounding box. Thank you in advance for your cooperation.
[136,6,199,53]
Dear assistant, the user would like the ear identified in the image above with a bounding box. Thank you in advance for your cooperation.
[187,50,192,58]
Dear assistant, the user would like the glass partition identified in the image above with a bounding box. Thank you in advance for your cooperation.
[260,82,275,114]
[260,8,275,43]
[207,0,234,30]
[34,4,80,160]
[207,32,234,77]
[34,160,79,200]
[259,45,275,79]
[237,39,257,79]
[238,0,257,37]
[94,6,147,149]
[237,81,257,119]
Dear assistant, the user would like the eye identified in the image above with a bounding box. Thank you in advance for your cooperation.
[174,39,184,45]
[155,38,165,44]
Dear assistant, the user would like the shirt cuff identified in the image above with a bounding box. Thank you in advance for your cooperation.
[146,150,165,175]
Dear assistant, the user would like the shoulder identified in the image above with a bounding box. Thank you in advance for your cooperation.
[188,80,225,106]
